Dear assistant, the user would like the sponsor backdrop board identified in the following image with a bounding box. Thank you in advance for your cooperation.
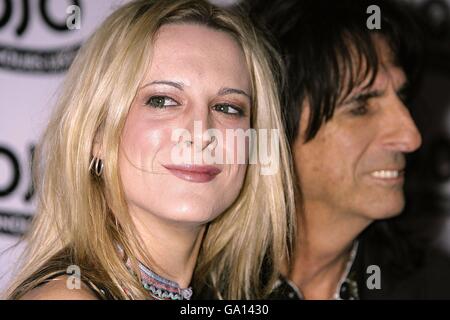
[0,0,151,293]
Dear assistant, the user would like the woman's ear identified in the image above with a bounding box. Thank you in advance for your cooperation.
[89,131,104,176]
[91,129,104,159]
[92,142,102,159]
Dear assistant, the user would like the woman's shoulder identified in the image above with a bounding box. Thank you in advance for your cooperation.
[19,275,100,300]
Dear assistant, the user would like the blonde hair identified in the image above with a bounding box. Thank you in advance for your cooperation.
[4,0,296,300]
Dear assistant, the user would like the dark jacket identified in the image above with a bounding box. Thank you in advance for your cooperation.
[269,221,450,300]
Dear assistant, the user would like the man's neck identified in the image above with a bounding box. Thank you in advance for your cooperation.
[288,201,371,299]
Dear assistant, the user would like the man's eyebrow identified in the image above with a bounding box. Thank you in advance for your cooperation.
[218,87,251,100]
[140,80,184,90]
[341,89,384,106]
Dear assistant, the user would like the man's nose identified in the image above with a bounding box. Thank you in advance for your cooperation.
[381,95,422,153]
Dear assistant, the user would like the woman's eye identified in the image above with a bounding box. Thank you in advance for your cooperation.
[146,96,178,108]
[350,104,369,116]
[213,103,243,116]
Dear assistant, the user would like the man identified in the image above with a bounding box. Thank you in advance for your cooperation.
[246,0,450,299]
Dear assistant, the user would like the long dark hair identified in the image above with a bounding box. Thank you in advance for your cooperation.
[242,0,426,280]
[244,0,423,144]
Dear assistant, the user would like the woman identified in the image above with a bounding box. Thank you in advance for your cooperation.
[4,0,295,300]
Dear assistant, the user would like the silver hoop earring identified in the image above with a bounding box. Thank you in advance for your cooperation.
[89,157,104,176]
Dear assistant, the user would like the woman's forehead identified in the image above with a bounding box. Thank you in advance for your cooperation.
[144,23,251,93]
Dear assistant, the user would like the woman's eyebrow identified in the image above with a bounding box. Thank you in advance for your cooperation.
[217,87,251,100]
[140,82,251,100]
[141,80,184,90]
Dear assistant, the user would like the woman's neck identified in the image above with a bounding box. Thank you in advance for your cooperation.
[130,206,206,288]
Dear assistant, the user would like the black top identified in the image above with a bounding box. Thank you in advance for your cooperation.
[34,270,114,300]
[268,226,450,300]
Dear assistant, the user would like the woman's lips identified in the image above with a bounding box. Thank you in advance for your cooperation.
[162,164,222,183]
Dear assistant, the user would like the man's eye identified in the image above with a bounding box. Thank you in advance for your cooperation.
[397,91,410,105]
[396,84,411,104]
[350,104,369,116]
[212,104,244,116]
[146,96,178,108]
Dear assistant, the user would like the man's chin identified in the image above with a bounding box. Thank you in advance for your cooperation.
[366,186,406,217]
[353,190,405,220]
[365,200,405,220]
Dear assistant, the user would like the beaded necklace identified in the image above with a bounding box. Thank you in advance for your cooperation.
[137,260,193,300]
[119,246,193,300]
